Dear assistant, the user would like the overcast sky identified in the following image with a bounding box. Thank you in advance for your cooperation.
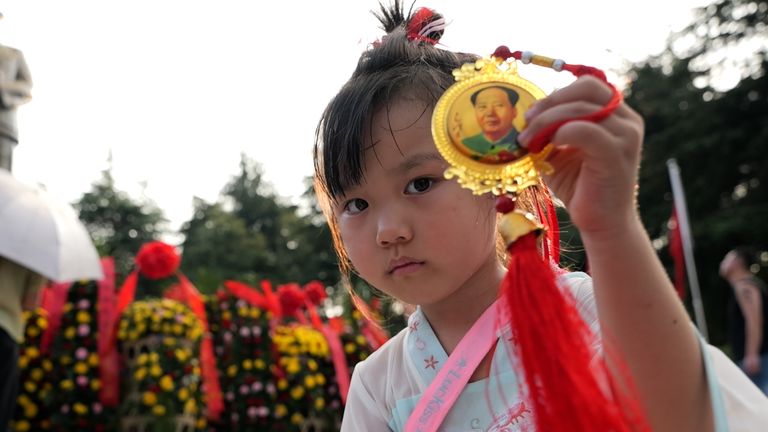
[2,0,710,236]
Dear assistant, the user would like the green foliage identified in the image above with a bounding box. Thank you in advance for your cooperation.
[74,169,167,280]
[180,155,338,294]
[625,9,768,344]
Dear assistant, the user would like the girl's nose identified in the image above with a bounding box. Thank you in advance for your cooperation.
[376,209,413,247]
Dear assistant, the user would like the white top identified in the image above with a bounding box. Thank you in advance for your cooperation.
[341,272,768,432]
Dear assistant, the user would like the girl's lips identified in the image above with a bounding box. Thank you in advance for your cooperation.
[388,258,425,276]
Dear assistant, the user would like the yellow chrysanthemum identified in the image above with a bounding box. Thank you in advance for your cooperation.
[23,403,38,418]
[18,355,29,369]
[249,307,261,319]
[315,397,325,410]
[184,399,197,414]
[134,367,147,380]
[275,404,288,418]
[344,342,356,354]
[142,391,157,406]
[25,347,39,358]
[150,365,162,377]
[175,348,189,362]
[41,359,53,372]
[137,353,149,365]
[14,420,30,431]
[356,335,367,346]
[159,375,174,392]
[304,375,316,389]
[242,359,253,370]
[277,378,288,390]
[226,365,238,377]
[290,386,305,400]
[60,380,74,390]
[316,373,326,386]
[152,404,166,416]
[254,359,266,370]
[29,368,43,382]
[286,358,300,374]
[74,362,88,375]
[307,359,318,371]
[88,353,99,367]
[90,379,102,391]
[178,387,189,401]
[23,381,36,393]
[27,327,40,338]
[73,402,88,415]
[290,412,305,426]
[76,310,91,324]
[195,418,207,429]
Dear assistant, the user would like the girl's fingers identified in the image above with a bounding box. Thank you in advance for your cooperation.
[526,75,612,114]
[519,100,633,147]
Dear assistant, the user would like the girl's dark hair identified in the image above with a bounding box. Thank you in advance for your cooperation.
[312,1,553,310]
[314,1,477,202]
[733,246,759,269]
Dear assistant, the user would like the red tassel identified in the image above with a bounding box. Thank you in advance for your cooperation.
[502,232,647,431]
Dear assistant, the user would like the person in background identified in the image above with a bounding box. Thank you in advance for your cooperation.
[0,257,46,430]
[720,246,768,394]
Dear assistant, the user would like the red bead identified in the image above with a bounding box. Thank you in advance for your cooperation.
[495,195,516,214]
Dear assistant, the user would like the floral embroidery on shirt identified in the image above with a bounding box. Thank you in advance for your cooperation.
[415,338,426,351]
[487,401,532,432]
[424,355,439,370]
[409,319,420,332]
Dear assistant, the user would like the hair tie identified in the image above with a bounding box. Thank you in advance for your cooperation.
[406,7,445,45]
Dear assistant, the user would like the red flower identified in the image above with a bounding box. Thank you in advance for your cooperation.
[303,280,327,306]
[277,284,305,317]
[135,241,180,280]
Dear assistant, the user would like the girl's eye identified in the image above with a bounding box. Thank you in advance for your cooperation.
[343,198,369,215]
[405,177,434,194]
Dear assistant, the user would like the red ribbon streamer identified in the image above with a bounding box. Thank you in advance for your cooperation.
[169,274,224,421]
[39,281,71,355]
[96,258,120,406]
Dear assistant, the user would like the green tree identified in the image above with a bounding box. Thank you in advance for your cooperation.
[624,0,768,345]
[180,155,338,293]
[74,168,167,280]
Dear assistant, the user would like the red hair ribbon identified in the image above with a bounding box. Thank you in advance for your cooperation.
[406,7,445,45]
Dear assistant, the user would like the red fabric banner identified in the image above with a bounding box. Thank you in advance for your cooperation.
[668,210,686,299]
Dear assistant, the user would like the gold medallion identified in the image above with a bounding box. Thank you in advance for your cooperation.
[432,56,553,195]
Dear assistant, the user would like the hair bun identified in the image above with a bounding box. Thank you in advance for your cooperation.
[406,7,446,45]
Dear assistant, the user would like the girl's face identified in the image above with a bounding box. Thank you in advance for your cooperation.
[334,98,501,308]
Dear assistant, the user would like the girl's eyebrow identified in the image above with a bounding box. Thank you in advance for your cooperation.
[393,152,445,175]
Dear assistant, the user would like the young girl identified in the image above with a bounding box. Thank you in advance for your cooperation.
[313,2,768,431]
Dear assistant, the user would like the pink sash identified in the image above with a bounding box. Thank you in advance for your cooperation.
[404,301,501,432]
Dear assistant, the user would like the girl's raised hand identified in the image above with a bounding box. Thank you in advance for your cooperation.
[518,75,645,239]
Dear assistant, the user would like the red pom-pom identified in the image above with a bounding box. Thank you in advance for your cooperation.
[303,280,327,306]
[495,195,517,214]
[277,283,306,317]
[135,241,180,280]
[406,7,444,45]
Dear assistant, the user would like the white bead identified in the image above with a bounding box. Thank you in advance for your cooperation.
[521,51,533,64]
[552,59,565,71]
